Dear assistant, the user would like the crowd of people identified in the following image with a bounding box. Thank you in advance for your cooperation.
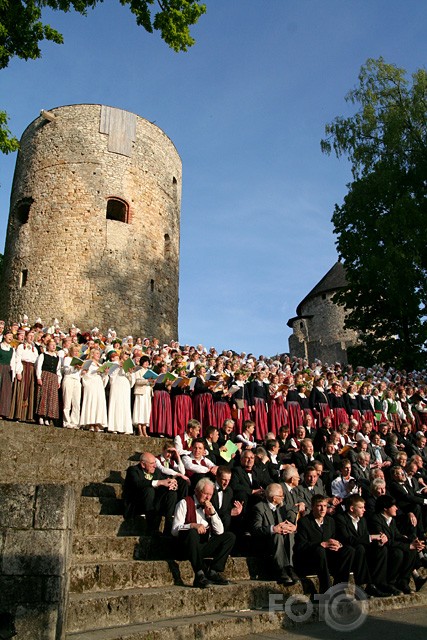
[2,317,427,594]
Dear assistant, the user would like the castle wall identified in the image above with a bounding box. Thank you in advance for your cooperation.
[0,105,181,340]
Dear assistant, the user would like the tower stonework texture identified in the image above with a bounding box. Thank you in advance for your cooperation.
[1,104,181,340]
[287,261,359,364]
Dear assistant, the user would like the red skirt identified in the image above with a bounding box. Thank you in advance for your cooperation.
[150,390,173,437]
[232,401,250,434]
[268,397,288,434]
[172,394,193,437]
[314,403,332,428]
[193,393,214,433]
[36,371,59,419]
[351,409,362,429]
[252,398,268,441]
[362,410,376,429]
[388,413,401,431]
[286,402,303,435]
[213,401,231,429]
[332,407,349,429]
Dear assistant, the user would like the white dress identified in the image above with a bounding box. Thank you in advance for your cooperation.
[80,362,108,428]
[108,366,135,434]
[132,367,153,425]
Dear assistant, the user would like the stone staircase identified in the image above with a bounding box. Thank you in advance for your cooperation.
[65,475,293,640]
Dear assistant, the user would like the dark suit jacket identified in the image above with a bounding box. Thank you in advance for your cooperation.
[212,485,234,530]
[295,513,336,554]
[123,464,165,518]
[389,480,426,512]
[230,465,269,503]
[334,511,371,547]
[292,450,316,475]
[368,513,410,550]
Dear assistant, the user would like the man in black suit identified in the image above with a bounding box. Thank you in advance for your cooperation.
[335,495,391,597]
[123,452,178,534]
[388,465,427,538]
[230,449,268,505]
[316,441,340,492]
[212,466,243,531]
[298,466,326,512]
[292,438,316,475]
[369,494,424,594]
[251,483,299,586]
[294,494,354,593]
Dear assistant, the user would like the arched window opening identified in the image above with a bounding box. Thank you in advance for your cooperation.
[106,198,129,223]
[15,198,33,225]
[164,233,171,258]
[20,269,28,288]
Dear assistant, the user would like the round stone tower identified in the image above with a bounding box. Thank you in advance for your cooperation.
[287,261,359,364]
[0,104,181,340]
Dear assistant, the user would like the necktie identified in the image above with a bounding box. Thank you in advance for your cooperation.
[273,508,280,525]
[144,472,153,480]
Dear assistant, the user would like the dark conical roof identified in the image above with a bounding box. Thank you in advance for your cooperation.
[296,261,347,316]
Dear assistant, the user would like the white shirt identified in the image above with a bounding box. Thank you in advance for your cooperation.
[171,497,224,536]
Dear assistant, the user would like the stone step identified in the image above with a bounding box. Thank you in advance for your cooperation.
[75,513,148,537]
[66,581,288,633]
[72,535,144,561]
[81,480,124,499]
[65,609,286,640]
[70,557,260,593]
[77,495,124,516]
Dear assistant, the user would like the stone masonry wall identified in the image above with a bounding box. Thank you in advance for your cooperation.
[0,104,182,341]
[0,483,75,640]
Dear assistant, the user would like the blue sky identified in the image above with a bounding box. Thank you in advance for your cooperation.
[1,1,426,355]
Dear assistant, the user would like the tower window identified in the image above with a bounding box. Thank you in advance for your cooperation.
[20,269,28,288]
[164,233,171,258]
[106,198,129,223]
[15,198,33,225]
[150,279,154,292]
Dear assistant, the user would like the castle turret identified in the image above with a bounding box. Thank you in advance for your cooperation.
[0,104,181,339]
[287,261,358,363]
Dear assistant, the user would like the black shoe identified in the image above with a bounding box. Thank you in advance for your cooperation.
[365,584,389,598]
[287,566,300,582]
[414,576,427,592]
[397,582,415,595]
[277,571,297,586]
[387,585,404,596]
[193,573,212,589]
[207,570,229,585]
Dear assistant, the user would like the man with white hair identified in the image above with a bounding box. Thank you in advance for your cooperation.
[172,477,236,588]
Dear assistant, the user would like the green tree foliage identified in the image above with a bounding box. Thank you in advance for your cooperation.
[322,58,427,369]
[0,0,206,151]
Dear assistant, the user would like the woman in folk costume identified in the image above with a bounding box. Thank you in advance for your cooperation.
[35,338,61,425]
[328,382,349,429]
[170,365,193,438]
[61,344,83,429]
[80,347,108,431]
[371,386,387,424]
[132,355,153,437]
[107,352,135,434]
[267,373,288,435]
[191,364,214,432]
[284,374,303,435]
[343,382,362,427]
[210,359,232,428]
[383,388,404,431]
[309,375,331,427]
[149,361,173,437]
[0,328,17,418]
[229,369,251,434]
[9,328,38,421]
[249,368,269,441]
[357,382,376,428]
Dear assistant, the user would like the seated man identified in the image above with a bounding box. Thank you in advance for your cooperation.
[331,459,359,501]
[212,465,243,531]
[294,494,354,593]
[156,443,190,500]
[174,419,201,455]
[250,483,299,585]
[171,477,236,588]
[202,425,222,464]
[123,452,178,535]
[335,495,391,597]
[369,494,424,594]
[298,466,326,512]
[182,438,218,490]
[292,438,316,475]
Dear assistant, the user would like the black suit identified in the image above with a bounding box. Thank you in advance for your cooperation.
[123,464,177,533]
[294,513,354,592]
[389,480,427,536]
[230,465,269,504]
[250,499,294,577]
[369,513,418,587]
[316,452,340,491]
[334,512,387,586]
[292,450,316,475]
[212,485,235,531]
